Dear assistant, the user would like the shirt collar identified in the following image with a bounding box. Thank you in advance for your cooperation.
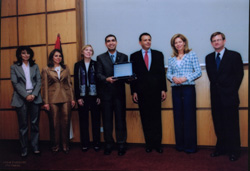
[142,49,151,54]
[108,51,117,57]
[215,48,225,59]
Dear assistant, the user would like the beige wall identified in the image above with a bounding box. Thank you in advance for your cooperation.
[0,0,248,147]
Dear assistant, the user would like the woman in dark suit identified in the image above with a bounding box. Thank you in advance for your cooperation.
[74,45,101,152]
[167,34,201,153]
[11,46,42,157]
[41,49,75,154]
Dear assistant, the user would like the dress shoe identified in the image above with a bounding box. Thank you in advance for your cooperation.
[229,154,239,161]
[155,147,163,153]
[82,147,89,152]
[210,151,223,157]
[94,146,100,152]
[104,148,112,155]
[33,150,41,156]
[63,150,69,154]
[145,148,152,153]
[21,151,28,158]
[118,148,126,156]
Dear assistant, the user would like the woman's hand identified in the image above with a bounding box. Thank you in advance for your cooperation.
[96,98,101,105]
[43,104,50,111]
[26,95,35,102]
[78,99,84,106]
[71,100,76,108]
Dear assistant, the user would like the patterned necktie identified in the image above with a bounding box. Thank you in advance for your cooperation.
[110,55,115,64]
[144,51,149,70]
[216,53,221,70]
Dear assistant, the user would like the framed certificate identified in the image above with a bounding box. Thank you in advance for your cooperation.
[113,62,134,79]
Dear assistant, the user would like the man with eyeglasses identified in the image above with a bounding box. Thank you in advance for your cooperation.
[205,32,244,161]
[96,34,128,156]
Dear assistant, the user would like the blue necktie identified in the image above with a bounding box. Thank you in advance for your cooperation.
[216,53,220,70]
[110,55,115,64]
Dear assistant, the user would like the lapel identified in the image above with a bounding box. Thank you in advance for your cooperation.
[29,64,35,79]
[16,65,26,80]
[217,48,228,73]
[139,50,149,72]
[177,53,188,69]
[105,51,113,65]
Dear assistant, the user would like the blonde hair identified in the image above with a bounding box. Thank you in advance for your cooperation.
[81,44,94,56]
[170,34,191,57]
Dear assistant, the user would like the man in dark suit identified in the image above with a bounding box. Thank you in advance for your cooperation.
[130,33,167,153]
[96,34,128,156]
[205,32,244,161]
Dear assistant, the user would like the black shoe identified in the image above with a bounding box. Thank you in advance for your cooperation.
[82,147,89,152]
[21,151,28,158]
[63,150,69,154]
[118,148,126,156]
[104,148,112,155]
[145,148,152,153]
[33,150,41,156]
[155,147,163,153]
[229,154,239,161]
[210,151,223,157]
[94,146,100,152]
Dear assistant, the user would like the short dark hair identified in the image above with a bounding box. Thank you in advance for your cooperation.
[105,34,117,42]
[14,46,35,66]
[210,32,226,42]
[48,49,66,69]
[139,32,151,41]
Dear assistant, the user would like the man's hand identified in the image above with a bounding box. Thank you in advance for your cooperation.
[132,93,138,103]
[106,76,117,84]
[161,91,166,102]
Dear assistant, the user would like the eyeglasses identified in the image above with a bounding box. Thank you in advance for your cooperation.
[212,39,223,43]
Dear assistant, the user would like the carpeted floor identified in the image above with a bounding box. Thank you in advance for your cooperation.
[0,140,248,171]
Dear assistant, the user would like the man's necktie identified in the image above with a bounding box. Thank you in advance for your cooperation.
[110,55,115,64]
[216,53,220,70]
[144,51,149,70]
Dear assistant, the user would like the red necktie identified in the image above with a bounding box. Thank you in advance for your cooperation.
[144,51,149,70]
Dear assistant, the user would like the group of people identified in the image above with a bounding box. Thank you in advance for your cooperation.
[10,32,244,162]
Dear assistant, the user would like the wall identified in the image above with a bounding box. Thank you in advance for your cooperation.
[0,0,248,147]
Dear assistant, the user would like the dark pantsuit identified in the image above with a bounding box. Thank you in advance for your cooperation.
[16,102,40,153]
[172,85,197,152]
[101,96,127,148]
[138,92,162,148]
[78,96,100,147]
[49,102,71,151]
[212,97,240,155]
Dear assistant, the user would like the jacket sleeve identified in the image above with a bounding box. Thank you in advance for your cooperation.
[159,52,167,92]
[32,64,42,97]
[10,65,28,99]
[41,67,49,104]
[67,67,75,101]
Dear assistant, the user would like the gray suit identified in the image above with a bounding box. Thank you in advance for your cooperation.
[11,63,42,153]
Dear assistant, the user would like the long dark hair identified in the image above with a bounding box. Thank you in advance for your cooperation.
[47,49,66,69]
[14,46,35,66]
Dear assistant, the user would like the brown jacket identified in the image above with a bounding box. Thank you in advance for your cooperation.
[41,66,74,104]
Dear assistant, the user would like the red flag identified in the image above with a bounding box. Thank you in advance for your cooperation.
[55,33,61,50]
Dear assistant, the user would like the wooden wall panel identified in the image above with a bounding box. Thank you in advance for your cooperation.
[0,111,19,139]
[18,14,46,46]
[70,111,80,142]
[0,80,13,109]
[239,110,248,147]
[162,80,173,108]
[126,111,145,143]
[162,111,175,144]
[1,0,17,17]
[47,11,77,44]
[39,111,50,141]
[0,49,16,78]
[1,18,18,47]
[18,0,45,15]
[196,71,211,108]
[32,46,47,72]
[47,0,76,12]
[239,69,248,107]
[48,44,77,75]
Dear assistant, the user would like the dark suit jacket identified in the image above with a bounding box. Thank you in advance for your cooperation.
[130,49,167,97]
[205,48,244,107]
[96,51,128,100]
[41,66,74,104]
[11,63,42,107]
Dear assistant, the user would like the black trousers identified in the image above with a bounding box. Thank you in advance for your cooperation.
[101,95,127,149]
[78,96,100,147]
[211,99,241,155]
[138,92,162,148]
[16,101,40,153]
[172,85,197,153]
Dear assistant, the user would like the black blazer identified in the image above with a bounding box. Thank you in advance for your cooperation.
[96,51,128,100]
[130,49,167,97]
[205,48,244,107]
[74,60,99,101]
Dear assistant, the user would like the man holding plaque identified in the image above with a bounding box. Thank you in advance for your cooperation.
[130,32,167,153]
[96,34,128,156]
